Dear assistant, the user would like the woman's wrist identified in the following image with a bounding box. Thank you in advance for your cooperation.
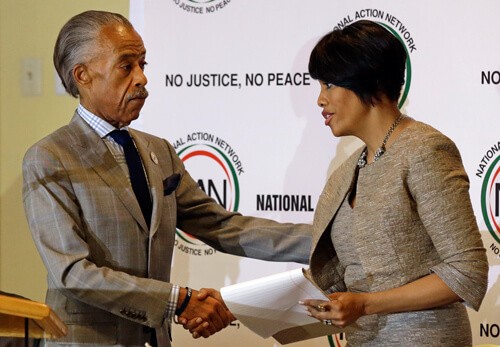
[360,292,376,316]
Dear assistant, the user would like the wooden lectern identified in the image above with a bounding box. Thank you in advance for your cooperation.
[0,292,67,346]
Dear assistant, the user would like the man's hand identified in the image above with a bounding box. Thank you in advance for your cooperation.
[175,287,234,338]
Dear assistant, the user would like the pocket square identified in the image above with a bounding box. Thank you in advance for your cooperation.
[163,173,180,195]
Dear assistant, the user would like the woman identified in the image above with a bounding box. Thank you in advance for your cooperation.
[300,20,488,346]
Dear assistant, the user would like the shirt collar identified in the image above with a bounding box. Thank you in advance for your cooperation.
[77,104,129,138]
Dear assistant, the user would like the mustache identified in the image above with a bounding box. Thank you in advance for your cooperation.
[127,87,149,100]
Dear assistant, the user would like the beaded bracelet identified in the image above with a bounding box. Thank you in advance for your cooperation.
[175,287,192,316]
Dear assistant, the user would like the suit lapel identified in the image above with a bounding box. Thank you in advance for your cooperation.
[129,129,164,238]
[68,115,149,232]
[311,148,363,252]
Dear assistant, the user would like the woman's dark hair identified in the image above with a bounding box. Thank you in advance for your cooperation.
[308,20,407,105]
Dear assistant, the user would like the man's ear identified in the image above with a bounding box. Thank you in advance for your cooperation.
[73,64,90,88]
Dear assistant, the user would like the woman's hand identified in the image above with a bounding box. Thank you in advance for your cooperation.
[300,274,463,328]
[300,292,368,328]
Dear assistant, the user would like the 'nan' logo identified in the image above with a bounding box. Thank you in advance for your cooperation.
[173,132,244,255]
[478,143,500,246]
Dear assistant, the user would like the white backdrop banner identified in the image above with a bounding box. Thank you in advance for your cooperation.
[130,1,500,346]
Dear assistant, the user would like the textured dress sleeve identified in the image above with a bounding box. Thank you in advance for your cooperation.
[407,130,488,311]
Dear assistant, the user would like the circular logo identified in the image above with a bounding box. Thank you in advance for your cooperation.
[175,136,242,249]
[481,154,500,244]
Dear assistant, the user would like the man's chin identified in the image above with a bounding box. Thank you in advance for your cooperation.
[127,107,143,123]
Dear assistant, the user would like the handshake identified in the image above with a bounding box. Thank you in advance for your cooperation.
[174,287,235,339]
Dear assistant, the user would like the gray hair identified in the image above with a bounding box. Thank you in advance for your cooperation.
[53,10,133,97]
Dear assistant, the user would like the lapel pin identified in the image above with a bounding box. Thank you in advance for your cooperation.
[150,152,159,165]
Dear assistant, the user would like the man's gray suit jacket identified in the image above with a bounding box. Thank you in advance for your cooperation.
[23,114,311,346]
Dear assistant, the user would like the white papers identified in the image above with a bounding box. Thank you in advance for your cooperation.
[220,268,341,343]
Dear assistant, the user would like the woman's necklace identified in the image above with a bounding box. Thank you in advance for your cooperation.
[357,113,406,168]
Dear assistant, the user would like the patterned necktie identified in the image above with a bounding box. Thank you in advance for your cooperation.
[109,130,152,227]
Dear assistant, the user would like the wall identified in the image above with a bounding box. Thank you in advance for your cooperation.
[0,0,129,302]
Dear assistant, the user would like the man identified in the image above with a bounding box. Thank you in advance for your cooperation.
[22,10,311,347]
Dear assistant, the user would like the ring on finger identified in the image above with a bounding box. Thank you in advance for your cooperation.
[322,319,333,325]
[316,304,326,312]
